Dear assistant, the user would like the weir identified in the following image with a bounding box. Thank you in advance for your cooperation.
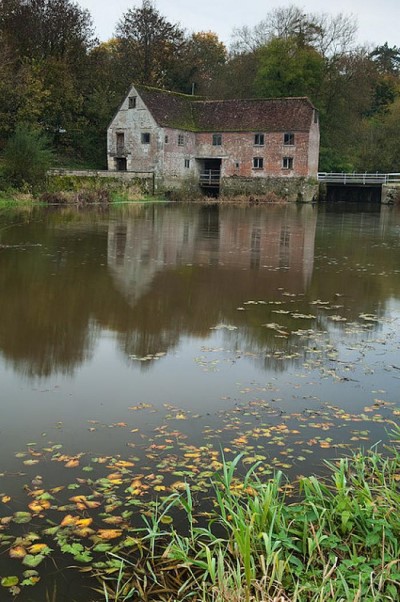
[318,172,400,203]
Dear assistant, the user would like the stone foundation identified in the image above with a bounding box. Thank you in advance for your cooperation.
[220,176,319,202]
[381,184,400,205]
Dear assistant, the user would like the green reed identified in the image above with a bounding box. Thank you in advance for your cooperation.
[100,436,400,601]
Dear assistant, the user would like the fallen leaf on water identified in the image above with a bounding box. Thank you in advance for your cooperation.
[28,543,50,555]
[9,546,27,559]
[28,500,51,513]
[1,577,19,588]
[97,529,123,540]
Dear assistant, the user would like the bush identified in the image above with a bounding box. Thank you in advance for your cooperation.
[1,126,53,191]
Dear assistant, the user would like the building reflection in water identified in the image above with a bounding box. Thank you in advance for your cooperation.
[0,204,319,377]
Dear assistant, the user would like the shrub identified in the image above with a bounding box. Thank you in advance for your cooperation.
[1,126,53,191]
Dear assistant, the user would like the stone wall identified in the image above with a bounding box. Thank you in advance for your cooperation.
[220,176,319,203]
[381,184,400,204]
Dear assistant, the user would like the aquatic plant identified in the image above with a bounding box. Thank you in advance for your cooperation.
[98,440,400,601]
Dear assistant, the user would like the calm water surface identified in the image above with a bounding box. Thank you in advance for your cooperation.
[0,202,400,600]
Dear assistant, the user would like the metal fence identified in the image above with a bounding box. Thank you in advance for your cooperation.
[318,173,400,185]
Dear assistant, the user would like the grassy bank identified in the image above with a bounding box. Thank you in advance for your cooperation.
[0,171,162,206]
[98,439,400,602]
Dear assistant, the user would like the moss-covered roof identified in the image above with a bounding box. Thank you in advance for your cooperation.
[135,85,315,132]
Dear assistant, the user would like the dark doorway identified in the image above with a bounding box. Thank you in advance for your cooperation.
[198,158,221,195]
[115,158,127,171]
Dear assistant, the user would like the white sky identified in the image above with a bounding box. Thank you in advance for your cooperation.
[78,0,399,50]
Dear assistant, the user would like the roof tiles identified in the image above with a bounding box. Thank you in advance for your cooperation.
[135,85,315,133]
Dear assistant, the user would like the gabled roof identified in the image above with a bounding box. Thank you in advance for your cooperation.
[135,84,316,133]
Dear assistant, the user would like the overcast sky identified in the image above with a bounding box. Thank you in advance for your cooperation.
[78,0,399,49]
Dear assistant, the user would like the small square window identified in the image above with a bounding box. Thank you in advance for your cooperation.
[253,157,264,169]
[128,96,137,108]
[178,134,184,146]
[284,132,294,145]
[165,135,169,143]
[254,133,264,146]
[212,134,222,146]
[141,132,150,144]
[282,157,293,169]
[184,159,190,168]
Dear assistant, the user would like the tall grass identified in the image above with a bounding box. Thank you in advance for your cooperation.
[99,438,400,601]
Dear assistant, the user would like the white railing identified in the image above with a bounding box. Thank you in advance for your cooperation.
[318,172,400,185]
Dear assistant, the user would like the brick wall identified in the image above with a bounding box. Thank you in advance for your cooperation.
[108,85,319,185]
[192,130,316,178]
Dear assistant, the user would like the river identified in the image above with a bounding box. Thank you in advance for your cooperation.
[0,202,399,600]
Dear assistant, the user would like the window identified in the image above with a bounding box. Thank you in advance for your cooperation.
[253,157,264,169]
[254,133,264,146]
[178,134,184,146]
[128,96,137,108]
[116,132,124,149]
[141,132,150,144]
[282,157,293,169]
[284,132,294,145]
[165,135,169,143]
[184,159,190,168]
[212,134,222,146]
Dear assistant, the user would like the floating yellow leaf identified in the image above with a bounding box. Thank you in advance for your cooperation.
[154,485,167,492]
[9,546,27,559]
[171,481,187,491]
[84,500,101,509]
[69,495,87,504]
[65,459,79,468]
[107,474,122,481]
[60,514,78,527]
[97,529,122,540]
[28,500,50,513]
[29,490,45,498]
[76,518,93,528]
[103,516,124,525]
[28,543,48,555]
[1,495,11,504]
[50,486,65,494]
[74,527,95,538]
[114,460,134,468]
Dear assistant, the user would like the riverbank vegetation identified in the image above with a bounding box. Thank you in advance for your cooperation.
[1,0,400,194]
[98,442,400,601]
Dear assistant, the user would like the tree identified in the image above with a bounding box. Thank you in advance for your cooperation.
[0,44,20,142]
[1,126,53,189]
[231,5,357,59]
[318,49,378,171]
[115,0,186,87]
[357,97,400,172]
[0,0,96,160]
[0,0,95,64]
[173,32,227,96]
[255,37,324,100]
[369,43,400,75]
